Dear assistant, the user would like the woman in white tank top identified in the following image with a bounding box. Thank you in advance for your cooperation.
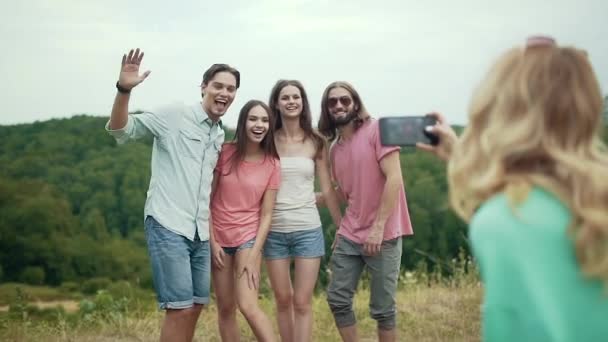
[264,80,342,342]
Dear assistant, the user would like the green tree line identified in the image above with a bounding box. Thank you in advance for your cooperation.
[1,107,607,289]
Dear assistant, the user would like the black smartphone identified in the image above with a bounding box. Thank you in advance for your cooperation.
[379,116,439,146]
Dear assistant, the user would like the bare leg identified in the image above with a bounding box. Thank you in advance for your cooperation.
[160,305,204,342]
[292,258,321,342]
[185,304,204,342]
[337,325,359,342]
[235,250,276,342]
[212,254,239,341]
[266,258,294,342]
[378,328,397,342]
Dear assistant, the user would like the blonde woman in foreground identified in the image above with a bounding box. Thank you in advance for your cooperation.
[418,36,608,341]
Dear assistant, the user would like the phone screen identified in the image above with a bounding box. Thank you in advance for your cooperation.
[379,116,438,146]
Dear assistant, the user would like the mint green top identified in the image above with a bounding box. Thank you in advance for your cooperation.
[470,187,608,342]
[106,103,224,241]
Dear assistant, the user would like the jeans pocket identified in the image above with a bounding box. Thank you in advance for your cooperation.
[145,216,164,230]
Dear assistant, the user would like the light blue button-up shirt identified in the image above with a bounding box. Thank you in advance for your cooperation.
[106,103,224,241]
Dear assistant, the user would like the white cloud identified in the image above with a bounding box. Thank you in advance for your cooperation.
[0,0,606,127]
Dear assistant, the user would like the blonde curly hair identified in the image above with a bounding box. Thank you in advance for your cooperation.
[448,40,608,284]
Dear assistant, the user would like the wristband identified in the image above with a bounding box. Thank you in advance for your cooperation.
[116,81,131,94]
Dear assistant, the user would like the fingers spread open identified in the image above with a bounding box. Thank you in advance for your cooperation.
[133,48,141,63]
[139,70,151,82]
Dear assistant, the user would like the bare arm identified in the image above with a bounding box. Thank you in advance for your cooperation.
[209,172,225,269]
[240,188,278,289]
[315,192,325,207]
[316,185,346,207]
[250,189,277,257]
[316,146,342,228]
[109,93,130,130]
[108,49,151,130]
[364,150,403,256]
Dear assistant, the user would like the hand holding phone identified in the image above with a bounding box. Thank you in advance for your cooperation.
[415,112,459,161]
[379,115,439,146]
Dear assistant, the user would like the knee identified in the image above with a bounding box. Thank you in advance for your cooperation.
[216,301,237,319]
[237,297,258,318]
[293,295,312,315]
[274,290,293,311]
[326,289,350,313]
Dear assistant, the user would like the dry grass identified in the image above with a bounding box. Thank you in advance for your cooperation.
[0,283,481,342]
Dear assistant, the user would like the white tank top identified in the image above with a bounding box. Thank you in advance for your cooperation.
[271,157,322,232]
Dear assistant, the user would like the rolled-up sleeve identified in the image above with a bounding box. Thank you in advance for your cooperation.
[105,110,170,145]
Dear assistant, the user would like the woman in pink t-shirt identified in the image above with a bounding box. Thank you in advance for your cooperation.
[210,100,281,342]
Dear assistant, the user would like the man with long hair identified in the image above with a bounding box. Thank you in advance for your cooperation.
[318,82,413,342]
[105,48,240,342]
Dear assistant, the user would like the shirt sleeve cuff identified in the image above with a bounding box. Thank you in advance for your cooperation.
[105,117,134,144]
[377,146,401,161]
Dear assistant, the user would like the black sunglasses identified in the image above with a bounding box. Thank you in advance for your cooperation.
[327,96,353,108]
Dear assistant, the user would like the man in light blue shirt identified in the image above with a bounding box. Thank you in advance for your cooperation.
[106,48,239,342]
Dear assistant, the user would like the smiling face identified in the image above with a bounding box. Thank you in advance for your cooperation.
[245,105,270,145]
[277,85,303,119]
[201,71,238,121]
[327,87,357,127]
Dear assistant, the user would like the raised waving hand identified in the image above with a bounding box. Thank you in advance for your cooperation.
[117,48,151,91]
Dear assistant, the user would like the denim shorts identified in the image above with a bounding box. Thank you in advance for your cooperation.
[263,226,325,259]
[144,216,211,310]
[222,238,255,256]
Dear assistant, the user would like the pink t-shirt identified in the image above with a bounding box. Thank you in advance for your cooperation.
[211,144,281,247]
[330,119,413,244]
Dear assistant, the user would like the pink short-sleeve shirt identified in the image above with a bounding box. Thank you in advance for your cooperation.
[330,119,413,244]
[211,144,281,247]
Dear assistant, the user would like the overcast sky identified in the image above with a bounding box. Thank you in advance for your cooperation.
[1,0,606,128]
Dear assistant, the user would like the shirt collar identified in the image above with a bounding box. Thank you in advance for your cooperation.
[193,103,223,128]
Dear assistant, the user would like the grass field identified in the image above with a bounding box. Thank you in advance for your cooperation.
[0,279,482,342]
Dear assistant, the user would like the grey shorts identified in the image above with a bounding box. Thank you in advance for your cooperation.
[326,235,403,330]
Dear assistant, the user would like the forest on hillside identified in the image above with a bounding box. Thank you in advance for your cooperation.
[1,101,607,288]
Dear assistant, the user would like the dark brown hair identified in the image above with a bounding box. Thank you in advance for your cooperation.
[318,81,370,142]
[268,79,325,156]
[223,100,279,175]
[201,63,240,89]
